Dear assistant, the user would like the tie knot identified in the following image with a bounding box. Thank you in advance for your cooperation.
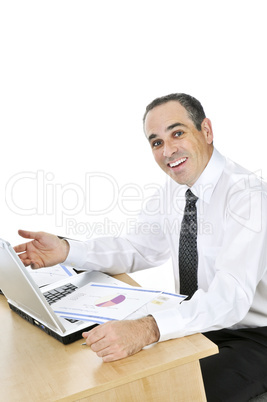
[185,189,198,204]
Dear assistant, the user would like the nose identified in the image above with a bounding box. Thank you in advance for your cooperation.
[163,140,178,158]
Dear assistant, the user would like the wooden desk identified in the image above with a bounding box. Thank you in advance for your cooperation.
[0,274,218,401]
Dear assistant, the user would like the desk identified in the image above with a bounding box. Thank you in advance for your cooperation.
[0,274,218,401]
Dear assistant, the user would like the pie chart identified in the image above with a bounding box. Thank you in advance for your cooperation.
[95,294,126,307]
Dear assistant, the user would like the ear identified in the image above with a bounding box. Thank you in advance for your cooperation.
[201,118,214,145]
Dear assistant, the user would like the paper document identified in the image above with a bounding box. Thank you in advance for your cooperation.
[27,264,77,287]
[52,283,161,324]
[126,291,187,320]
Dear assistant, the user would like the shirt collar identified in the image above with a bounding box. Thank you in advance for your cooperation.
[190,148,226,204]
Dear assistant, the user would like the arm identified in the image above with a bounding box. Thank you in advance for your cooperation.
[16,187,170,274]
[64,234,170,275]
[153,187,267,342]
[14,230,70,268]
[82,316,160,362]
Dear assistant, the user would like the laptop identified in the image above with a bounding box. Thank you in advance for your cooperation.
[0,238,126,344]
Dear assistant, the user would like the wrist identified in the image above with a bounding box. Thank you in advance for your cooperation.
[139,315,160,345]
[61,239,70,262]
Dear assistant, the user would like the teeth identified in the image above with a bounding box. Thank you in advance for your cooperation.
[169,158,187,168]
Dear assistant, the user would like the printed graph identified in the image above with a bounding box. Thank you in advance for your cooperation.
[95,294,126,308]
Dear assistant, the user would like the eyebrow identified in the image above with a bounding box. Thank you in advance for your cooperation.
[167,122,187,131]
[148,133,158,142]
[147,122,188,142]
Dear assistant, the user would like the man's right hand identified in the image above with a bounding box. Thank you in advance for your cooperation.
[14,230,70,269]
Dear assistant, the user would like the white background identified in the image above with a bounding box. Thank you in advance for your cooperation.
[1,0,267,292]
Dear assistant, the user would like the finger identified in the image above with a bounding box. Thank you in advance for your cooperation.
[17,253,27,262]
[88,341,115,359]
[30,261,42,269]
[17,256,32,267]
[13,243,27,253]
[102,353,120,363]
[18,229,38,240]
[90,337,111,353]
[83,327,105,346]
[100,347,128,362]
[17,252,40,269]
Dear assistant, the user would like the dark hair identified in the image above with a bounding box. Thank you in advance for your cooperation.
[143,93,206,131]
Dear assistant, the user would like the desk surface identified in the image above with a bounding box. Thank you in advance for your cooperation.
[0,274,218,401]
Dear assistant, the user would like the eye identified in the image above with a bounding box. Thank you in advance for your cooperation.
[174,131,184,137]
[152,140,162,148]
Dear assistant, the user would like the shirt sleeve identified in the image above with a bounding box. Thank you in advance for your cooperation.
[153,187,267,342]
[64,195,171,275]
[64,234,170,275]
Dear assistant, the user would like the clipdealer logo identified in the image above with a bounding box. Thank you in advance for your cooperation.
[5,170,172,227]
[5,169,264,235]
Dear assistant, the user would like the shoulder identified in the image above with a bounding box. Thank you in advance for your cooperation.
[222,157,267,195]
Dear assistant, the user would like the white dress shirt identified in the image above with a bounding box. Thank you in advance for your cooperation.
[64,148,267,342]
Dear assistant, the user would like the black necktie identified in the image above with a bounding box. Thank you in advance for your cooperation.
[179,189,198,299]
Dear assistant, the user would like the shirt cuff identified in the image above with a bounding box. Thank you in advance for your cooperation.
[152,308,187,342]
[63,239,88,269]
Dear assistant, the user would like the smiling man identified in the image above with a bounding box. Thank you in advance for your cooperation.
[144,98,214,186]
[15,93,267,401]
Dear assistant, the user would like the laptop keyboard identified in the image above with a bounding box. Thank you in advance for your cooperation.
[43,283,78,305]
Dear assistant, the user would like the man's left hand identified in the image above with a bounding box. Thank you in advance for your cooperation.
[82,316,160,362]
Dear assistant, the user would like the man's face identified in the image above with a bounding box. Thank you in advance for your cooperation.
[144,101,214,187]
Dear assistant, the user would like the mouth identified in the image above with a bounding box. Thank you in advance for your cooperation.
[167,157,188,169]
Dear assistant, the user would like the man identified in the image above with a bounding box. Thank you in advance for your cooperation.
[15,94,267,401]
